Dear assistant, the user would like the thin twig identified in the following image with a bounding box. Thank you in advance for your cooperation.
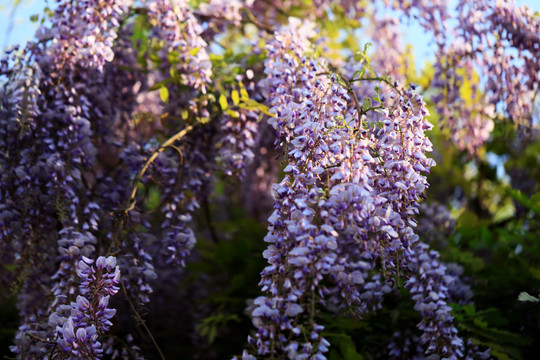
[121,280,166,360]
[341,75,365,130]
[261,0,289,16]
[360,105,385,116]
[124,125,194,215]
[24,332,56,345]
[202,195,219,243]
[350,76,403,96]
[244,8,275,33]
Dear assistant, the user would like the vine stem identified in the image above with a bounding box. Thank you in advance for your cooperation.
[341,75,365,131]
[121,280,166,360]
[316,70,390,132]
[124,125,194,213]
[24,331,56,345]
[349,76,403,96]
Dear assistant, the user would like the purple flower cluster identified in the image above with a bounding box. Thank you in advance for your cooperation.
[216,111,258,178]
[417,202,456,248]
[10,254,120,359]
[248,18,339,358]
[242,15,476,359]
[372,0,538,154]
[431,0,539,154]
[198,0,243,27]
[2,52,106,360]
[146,0,212,93]
[456,0,539,124]
[119,231,158,305]
[155,134,214,265]
[383,0,450,42]
[50,229,98,311]
[406,243,464,358]
[368,15,407,79]
[216,84,260,178]
[54,256,120,359]
[42,0,132,72]
[0,48,42,265]
[2,4,219,346]
[432,45,496,155]
[387,330,425,360]
[2,27,142,359]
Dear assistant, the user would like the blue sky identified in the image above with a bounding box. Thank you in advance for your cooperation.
[0,0,539,66]
[0,0,43,49]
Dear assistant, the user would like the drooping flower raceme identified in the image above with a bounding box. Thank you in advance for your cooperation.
[456,0,539,125]
[216,83,260,178]
[430,0,539,154]
[55,256,120,359]
[146,0,212,93]
[249,18,346,358]
[243,16,474,359]
[42,0,133,72]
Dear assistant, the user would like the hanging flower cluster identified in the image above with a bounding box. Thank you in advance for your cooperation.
[239,16,478,359]
[146,0,212,93]
[54,256,121,359]
[430,0,539,154]
[43,0,133,71]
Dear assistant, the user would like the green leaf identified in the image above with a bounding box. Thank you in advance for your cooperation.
[225,109,240,117]
[362,97,372,111]
[363,42,372,53]
[209,53,224,61]
[457,210,479,232]
[505,188,540,215]
[238,81,249,100]
[30,14,39,22]
[131,14,148,51]
[231,90,240,106]
[208,326,217,343]
[219,94,228,110]
[149,79,172,91]
[460,322,530,346]
[325,333,363,360]
[195,313,242,344]
[2,263,16,272]
[239,99,273,116]
[470,337,523,360]
[352,68,365,80]
[529,268,540,281]
[145,186,161,211]
[159,86,169,103]
[518,291,540,303]
[491,349,513,360]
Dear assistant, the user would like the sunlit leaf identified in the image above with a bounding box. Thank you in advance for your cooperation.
[159,86,169,103]
[219,94,228,110]
[231,90,240,106]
